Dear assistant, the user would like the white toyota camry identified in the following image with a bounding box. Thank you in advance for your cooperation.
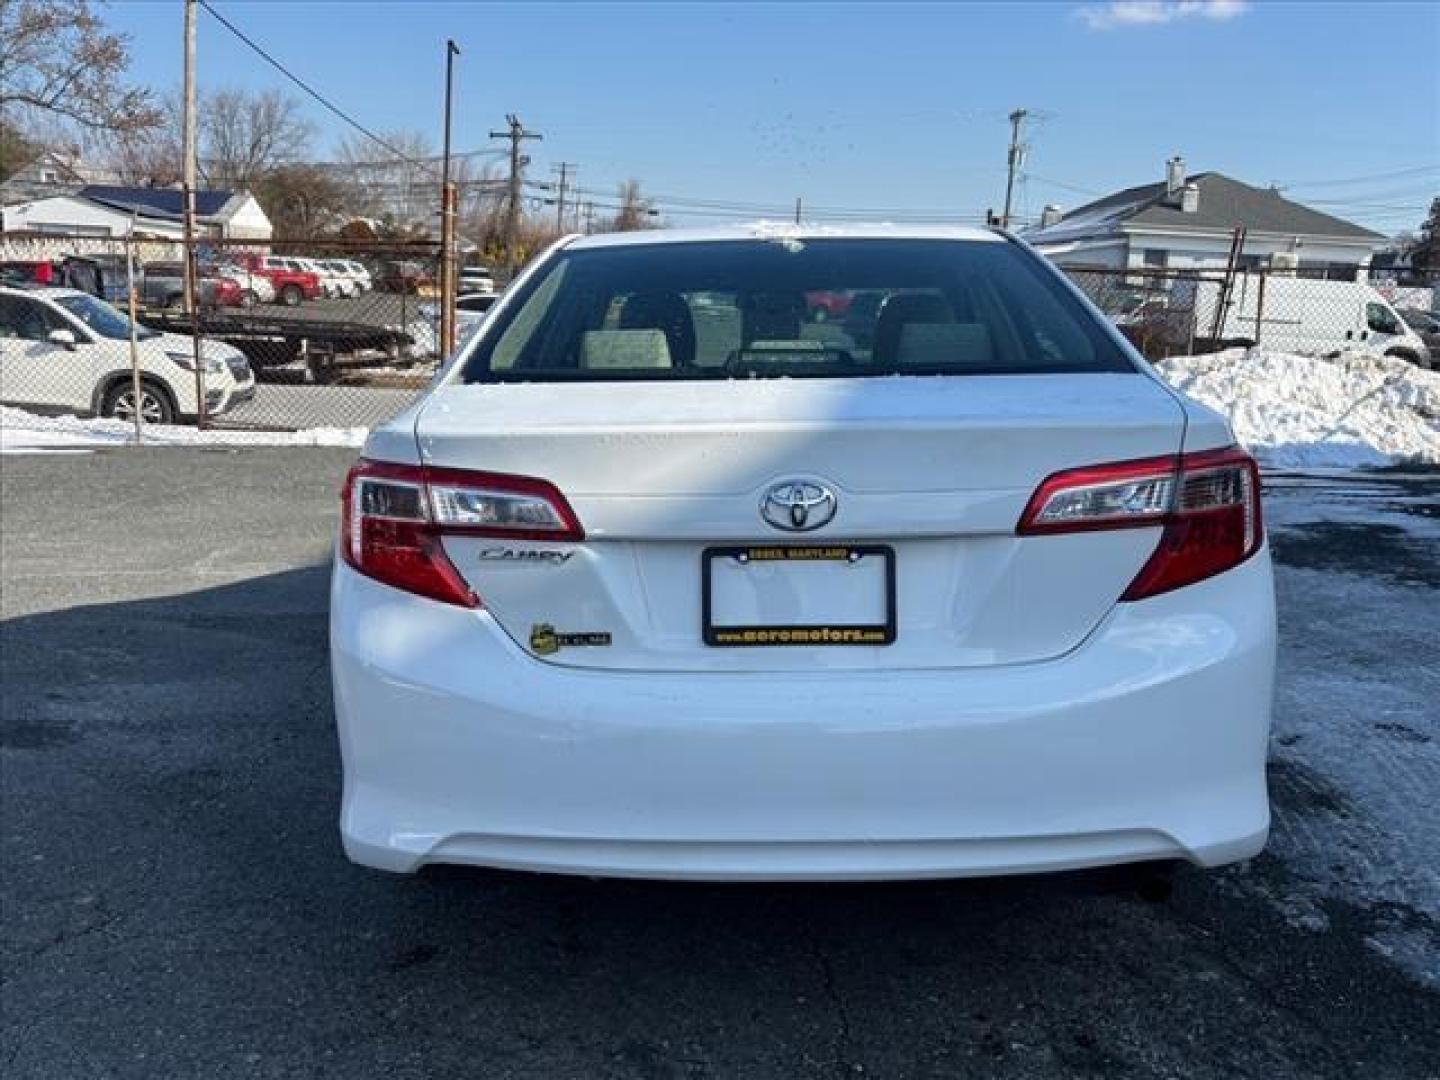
[331,225,1275,881]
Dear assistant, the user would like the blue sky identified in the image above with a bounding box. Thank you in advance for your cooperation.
[107,0,1439,235]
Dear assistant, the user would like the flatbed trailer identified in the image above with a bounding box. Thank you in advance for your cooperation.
[138,308,423,383]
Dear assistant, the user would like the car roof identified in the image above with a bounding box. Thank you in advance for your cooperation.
[564,221,1005,251]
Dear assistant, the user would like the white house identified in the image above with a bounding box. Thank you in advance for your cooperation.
[1024,158,1386,281]
[0,194,186,238]
[0,185,272,241]
[0,149,121,205]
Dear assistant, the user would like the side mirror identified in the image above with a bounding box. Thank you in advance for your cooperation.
[47,328,78,350]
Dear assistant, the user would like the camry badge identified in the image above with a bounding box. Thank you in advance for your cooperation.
[760,480,838,532]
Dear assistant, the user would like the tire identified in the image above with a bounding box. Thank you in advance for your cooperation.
[164,292,184,310]
[811,307,829,323]
[101,379,176,426]
[280,284,302,307]
[1384,349,1423,368]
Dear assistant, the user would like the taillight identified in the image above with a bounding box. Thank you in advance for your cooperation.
[340,459,583,607]
[1017,446,1263,601]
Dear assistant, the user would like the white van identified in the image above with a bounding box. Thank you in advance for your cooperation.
[1175,276,1431,366]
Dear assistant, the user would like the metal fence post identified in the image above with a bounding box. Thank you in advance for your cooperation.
[125,229,144,443]
[1254,272,1267,348]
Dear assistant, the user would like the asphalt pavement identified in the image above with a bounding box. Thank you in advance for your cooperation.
[2,449,1437,1079]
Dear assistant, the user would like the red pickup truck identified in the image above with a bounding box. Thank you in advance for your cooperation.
[231,253,323,307]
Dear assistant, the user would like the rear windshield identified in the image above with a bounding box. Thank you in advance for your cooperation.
[460,238,1132,382]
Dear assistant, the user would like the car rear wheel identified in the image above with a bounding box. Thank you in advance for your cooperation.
[280,284,302,306]
[102,380,176,425]
[1384,348,1425,368]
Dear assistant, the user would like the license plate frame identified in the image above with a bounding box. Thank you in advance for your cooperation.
[701,544,896,647]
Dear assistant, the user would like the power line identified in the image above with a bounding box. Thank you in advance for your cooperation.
[196,0,437,174]
[1280,164,1440,190]
[1021,172,1102,198]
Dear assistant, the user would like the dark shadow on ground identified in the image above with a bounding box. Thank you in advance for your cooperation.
[3,567,1438,1079]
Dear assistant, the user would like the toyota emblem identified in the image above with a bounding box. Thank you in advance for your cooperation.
[760,480,838,532]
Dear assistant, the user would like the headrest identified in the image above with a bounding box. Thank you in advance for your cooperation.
[580,329,672,370]
[894,322,994,369]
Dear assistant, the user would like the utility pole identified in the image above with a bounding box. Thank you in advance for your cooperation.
[552,162,575,232]
[489,114,542,277]
[582,201,595,235]
[181,0,205,424]
[439,39,460,356]
[794,197,802,225]
[1001,107,1027,230]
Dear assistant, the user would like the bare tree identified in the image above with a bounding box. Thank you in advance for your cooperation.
[105,87,311,190]
[253,164,349,238]
[336,129,437,225]
[0,119,42,181]
[107,93,182,186]
[606,179,653,232]
[199,88,313,187]
[0,0,162,136]
[1413,197,1440,273]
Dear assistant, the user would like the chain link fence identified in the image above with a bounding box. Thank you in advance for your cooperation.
[3,230,1437,437]
[1060,264,1438,367]
[1,232,452,432]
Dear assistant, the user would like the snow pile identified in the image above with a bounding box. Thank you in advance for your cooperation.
[1153,348,1440,469]
[0,406,366,455]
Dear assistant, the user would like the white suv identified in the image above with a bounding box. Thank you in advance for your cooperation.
[326,259,372,295]
[0,287,255,424]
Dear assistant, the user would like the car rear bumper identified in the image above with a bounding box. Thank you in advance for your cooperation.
[331,551,1276,880]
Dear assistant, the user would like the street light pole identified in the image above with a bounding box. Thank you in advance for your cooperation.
[439,39,460,356]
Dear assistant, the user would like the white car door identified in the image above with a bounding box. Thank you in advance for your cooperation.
[0,295,96,414]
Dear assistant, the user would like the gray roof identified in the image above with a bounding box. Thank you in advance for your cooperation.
[1033,172,1384,243]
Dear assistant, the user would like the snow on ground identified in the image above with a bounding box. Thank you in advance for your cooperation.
[0,406,365,455]
[1154,348,1440,469]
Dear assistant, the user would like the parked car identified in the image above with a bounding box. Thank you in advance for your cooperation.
[209,262,276,305]
[324,259,372,295]
[332,225,1275,882]
[376,260,434,294]
[346,259,375,292]
[291,257,352,298]
[1172,276,1432,366]
[139,262,247,310]
[414,292,501,355]
[459,265,496,293]
[0,285,254,423]
[0,255,110,300]
[231,253,323,306]
[805,290,852,322]
[1397,309,1440,366]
